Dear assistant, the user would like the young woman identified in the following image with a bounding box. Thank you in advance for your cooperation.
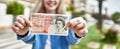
[12,0,88,49]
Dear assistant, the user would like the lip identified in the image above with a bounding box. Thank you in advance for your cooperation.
[47,1,56,7]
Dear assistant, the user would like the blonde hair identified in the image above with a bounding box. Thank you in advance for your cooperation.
[32,0,66,14]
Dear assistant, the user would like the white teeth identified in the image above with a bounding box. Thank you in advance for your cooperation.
[48,2,56,6]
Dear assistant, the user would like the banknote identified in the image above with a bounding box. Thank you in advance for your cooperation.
[31,13,69,36]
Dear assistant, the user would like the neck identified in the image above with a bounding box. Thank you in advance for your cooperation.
[46,10,56,14]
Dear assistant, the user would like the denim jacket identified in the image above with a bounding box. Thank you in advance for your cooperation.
[17,29,82,49]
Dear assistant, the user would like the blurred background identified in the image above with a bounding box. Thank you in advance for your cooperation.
[0,0,120,49]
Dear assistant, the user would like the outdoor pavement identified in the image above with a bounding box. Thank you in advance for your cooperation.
[0,29,32,49]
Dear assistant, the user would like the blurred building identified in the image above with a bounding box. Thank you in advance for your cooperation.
[65,0,87,12]
[86,4,96,13]
[0,1,32,49]
[0,3,12,30]
[65,0,73,5]
[0,0,36,30]
[22,0,37,3]
[74,0,86,12]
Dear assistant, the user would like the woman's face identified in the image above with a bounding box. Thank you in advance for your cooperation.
[56,21,63,29]
[43,0,60,11]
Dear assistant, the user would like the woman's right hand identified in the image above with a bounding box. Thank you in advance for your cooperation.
[12,16,32,36]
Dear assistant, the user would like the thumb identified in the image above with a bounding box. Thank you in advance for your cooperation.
[22,16,32,27]
[67,21,72,29]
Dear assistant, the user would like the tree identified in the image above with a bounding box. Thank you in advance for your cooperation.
[97,0,106,32]
[103,12,120,44]
[6,1,24,23]
[111,12,120,24]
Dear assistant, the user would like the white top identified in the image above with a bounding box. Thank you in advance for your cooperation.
[44,35,51,49]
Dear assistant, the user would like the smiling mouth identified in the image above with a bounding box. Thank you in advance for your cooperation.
[47,2,56,7]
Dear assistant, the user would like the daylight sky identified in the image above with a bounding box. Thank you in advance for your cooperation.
[87,0,120,16]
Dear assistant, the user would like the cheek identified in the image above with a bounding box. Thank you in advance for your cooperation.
[56,0,60,8]
[43,0,49,8]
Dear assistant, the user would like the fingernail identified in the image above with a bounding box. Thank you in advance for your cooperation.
[30,23,33,27]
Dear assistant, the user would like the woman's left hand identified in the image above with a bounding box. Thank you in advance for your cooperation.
[67,17,88,37]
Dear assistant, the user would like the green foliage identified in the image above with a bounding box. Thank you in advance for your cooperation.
[71,24,104,49]
[104,28,118,44]
[111,12,120,24]
[78,10,86,16]
[72,10,86,18]
[71,24,120,49]
[117,35,120,48]
[6,1,24,16]
[66,5,75,12]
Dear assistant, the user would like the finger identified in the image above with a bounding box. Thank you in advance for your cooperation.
[73,23,84,30]
[70,19,81,28]
[75,17,87,29]
[12,25,20,33]
[77,29,87,37]
[78,17,87,28]
[14,21,24,29]
[16,16,26,26]
[67,21,72,28]
[85,29,88,34]
[22,16,32,27]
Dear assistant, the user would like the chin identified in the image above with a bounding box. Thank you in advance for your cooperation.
[47,7,57,10]
[48,8,56,10]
